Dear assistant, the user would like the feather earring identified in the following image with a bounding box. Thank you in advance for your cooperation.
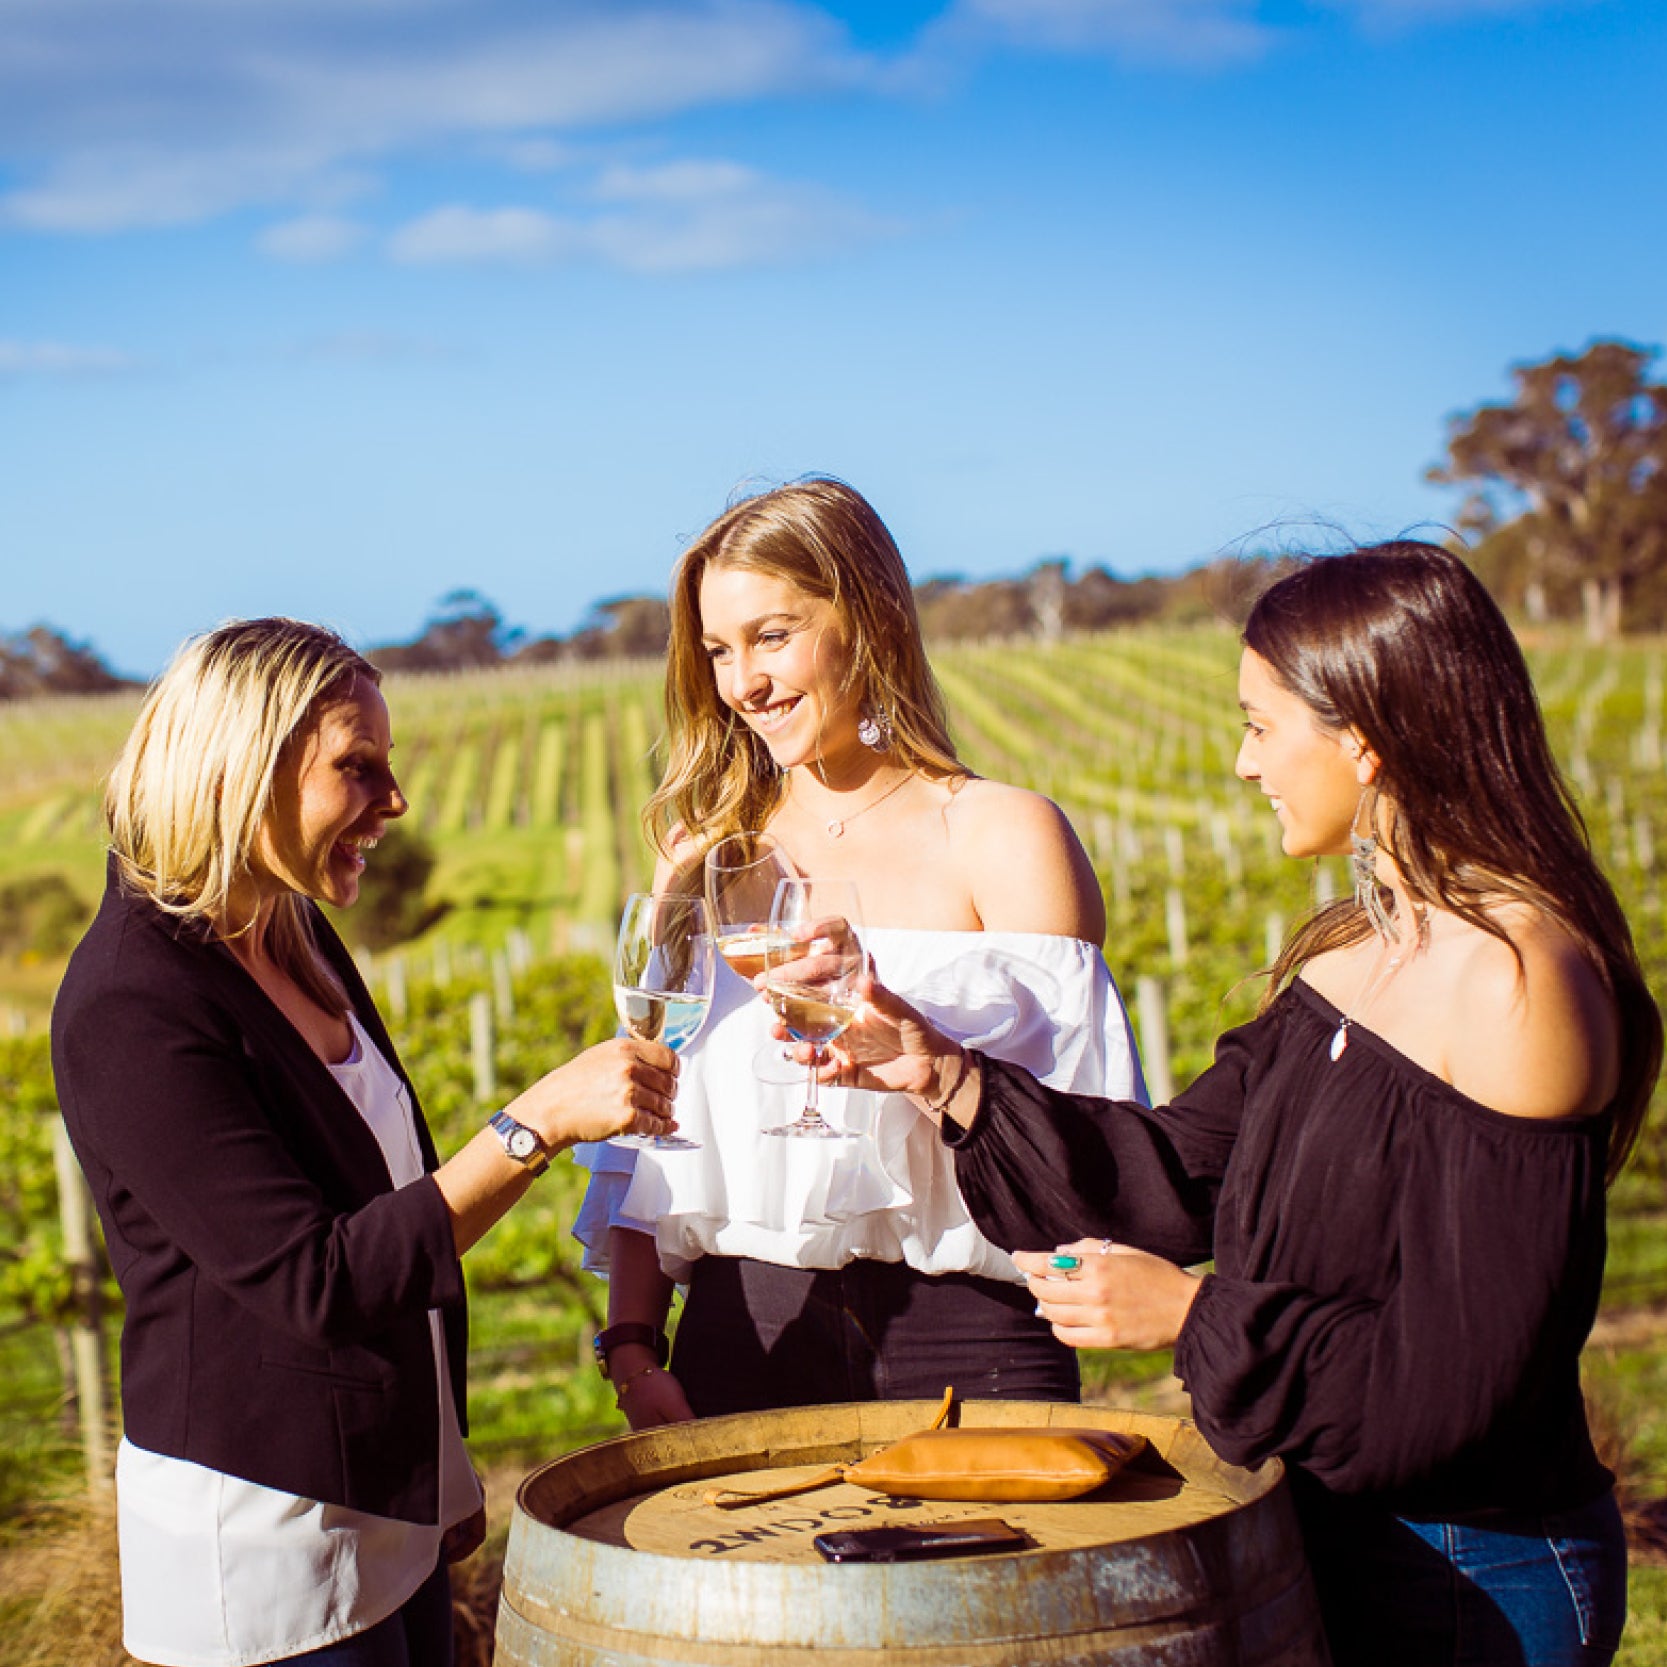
[1350,789,1398,943]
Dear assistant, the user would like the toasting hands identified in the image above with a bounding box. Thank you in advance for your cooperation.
[765,964,966,1108]
[514,1036,682,1149]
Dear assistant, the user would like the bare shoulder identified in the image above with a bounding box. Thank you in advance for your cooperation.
[941,778,1106,943]
[1443,908,1619,1121]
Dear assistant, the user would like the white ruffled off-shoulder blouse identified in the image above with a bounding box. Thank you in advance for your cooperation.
[573,929,1146,1287]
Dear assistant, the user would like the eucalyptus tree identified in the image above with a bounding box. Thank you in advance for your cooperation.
[1430,340,1667,640]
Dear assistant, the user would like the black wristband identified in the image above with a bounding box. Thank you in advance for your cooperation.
[593,1323,669,1379]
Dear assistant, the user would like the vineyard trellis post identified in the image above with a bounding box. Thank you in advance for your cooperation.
[1164,887,1189,968]
[470,992,497,1104]
[492,952,515,1026]
[386,954,408,1023]
[52,1120,112,1493]
[1265,912,1286,968]
[1135,976,1174,1106]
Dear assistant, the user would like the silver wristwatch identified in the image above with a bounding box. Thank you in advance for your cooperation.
[488,1110,550,1177]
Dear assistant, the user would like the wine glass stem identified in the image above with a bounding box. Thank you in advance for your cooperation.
[802,1044,826,1128]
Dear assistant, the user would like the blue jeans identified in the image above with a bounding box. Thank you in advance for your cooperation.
[278,1560,454,1667]
[1308,1491,1627,1666]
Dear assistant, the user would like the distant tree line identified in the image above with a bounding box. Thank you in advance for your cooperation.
[363,340,1667,666]
[6,336,1666,699]
[366,589,676,674]
[364,560,1257,678]
[0,626,133,701]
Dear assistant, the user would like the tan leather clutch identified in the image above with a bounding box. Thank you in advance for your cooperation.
[706,1388,1147,1509]
[839,1426,1145,1502]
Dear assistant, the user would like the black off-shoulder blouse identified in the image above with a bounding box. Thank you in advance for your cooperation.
[943,978,1614,1520]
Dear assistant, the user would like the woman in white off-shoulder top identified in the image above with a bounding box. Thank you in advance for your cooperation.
[574,477,1145,1428]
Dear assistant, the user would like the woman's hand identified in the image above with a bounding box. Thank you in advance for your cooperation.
[1015,1238,1202,1353]
[510,1037,681,1149]
[773,970,956,1101]
[612,1356,696,1431]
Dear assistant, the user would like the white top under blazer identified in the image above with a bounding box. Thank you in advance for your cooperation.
[117,1016,481,1667]
[574,929,1146,1286]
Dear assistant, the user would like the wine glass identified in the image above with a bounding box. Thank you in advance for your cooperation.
[762,877,865,1140]
[609,891,713,1151]
[703,831,801,1084]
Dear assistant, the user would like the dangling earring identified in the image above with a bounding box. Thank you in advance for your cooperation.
[857,701,894,752]
[1350,788,1398,943]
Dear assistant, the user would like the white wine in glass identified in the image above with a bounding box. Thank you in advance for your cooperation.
[610,891,713,1152]
[703,831,801,1083]
[762,877,864,1140]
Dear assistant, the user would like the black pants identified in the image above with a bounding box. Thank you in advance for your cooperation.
[670,1255,1080,1416]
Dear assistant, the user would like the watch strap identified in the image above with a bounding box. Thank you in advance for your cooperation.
[488,1110,550,1177]
[593,1322,670,1379]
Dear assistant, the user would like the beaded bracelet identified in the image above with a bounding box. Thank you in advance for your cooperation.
[923,1048,971,1116]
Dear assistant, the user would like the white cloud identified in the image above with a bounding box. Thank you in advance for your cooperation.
[0,0,1549,244]
[257,214,367,262]
[595,182,896,272]
[492,137,586,175]
[0,144,371,232]
[389,205,578,264]
[592,159,762,204]
[0,339,138,377]
[386,164,898,273]
[928,0,1272,65]
[0,0,864,233]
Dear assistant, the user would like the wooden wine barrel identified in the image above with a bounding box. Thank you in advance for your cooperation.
[495,1400,1331,1666]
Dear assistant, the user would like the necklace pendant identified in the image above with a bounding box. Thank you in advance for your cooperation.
[826,819,844,838]
[1329,1022,1349,1063]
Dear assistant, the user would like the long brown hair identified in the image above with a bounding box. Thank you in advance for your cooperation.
[1248,541,1660,1181]
[647,477,964,853]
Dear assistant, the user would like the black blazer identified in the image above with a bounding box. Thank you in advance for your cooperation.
[52,866,468,1525]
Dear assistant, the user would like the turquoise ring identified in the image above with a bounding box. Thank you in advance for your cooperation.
[1048,1253,1082,1272]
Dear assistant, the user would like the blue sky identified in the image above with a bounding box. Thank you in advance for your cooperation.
[2,0,1663,677]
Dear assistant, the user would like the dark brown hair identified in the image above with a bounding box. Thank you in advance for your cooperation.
[1248,541,1659,1181]
[648,477,963,851]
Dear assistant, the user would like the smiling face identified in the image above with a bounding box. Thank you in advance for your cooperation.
[1235,648,1371,860]
[698,564,863,772]
[253,676,407,910]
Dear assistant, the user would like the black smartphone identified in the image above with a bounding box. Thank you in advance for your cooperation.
[813,1517,1030,1563]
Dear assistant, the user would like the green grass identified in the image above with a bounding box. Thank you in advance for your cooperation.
[0,1328,87,1535]
[1625,1568,1667,1663]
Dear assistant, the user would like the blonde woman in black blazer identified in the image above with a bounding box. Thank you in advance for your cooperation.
[53,618,680,1667]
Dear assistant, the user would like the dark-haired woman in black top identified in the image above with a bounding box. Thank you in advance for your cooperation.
[816,544,1660,1667]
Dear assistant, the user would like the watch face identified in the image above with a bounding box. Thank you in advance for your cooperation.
[507,1127,538,1160]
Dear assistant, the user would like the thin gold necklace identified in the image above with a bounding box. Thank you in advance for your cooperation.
[817,770,914,838]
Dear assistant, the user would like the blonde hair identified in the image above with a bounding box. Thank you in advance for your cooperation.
[106,618,378,1014]
[647,477,964,853]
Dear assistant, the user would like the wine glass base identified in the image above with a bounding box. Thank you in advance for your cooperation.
[763,1120,854,1140]
[609,1134,702,1151]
